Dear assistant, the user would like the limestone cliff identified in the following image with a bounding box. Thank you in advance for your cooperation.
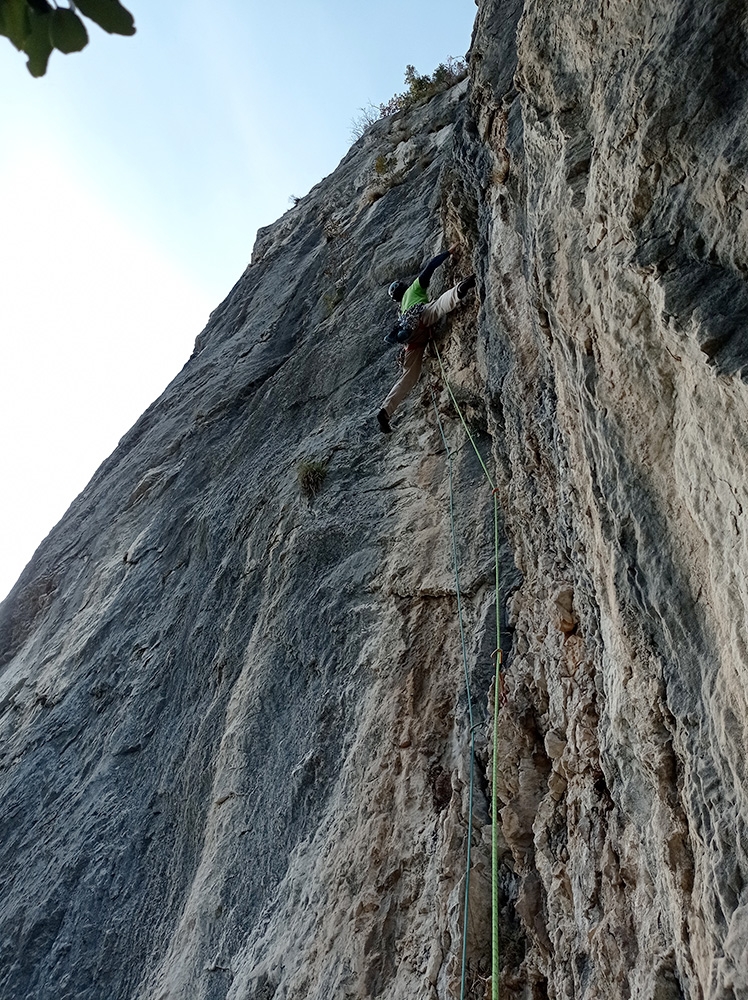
[2,2,748,999]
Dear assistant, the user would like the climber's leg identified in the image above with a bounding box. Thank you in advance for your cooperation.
[380,343,426,420]
[419,276,474,327]
[419,285,461,326]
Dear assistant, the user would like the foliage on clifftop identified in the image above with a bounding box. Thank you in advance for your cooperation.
[351,57,468,139]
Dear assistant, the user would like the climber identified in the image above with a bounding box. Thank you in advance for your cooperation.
[377,246,476,434]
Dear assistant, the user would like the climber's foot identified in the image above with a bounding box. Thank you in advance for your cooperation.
[377,409,392,434]
[457,274,476,299]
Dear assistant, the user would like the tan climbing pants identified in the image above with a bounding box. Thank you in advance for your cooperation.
[380,343,427,417]
[419,282,462,328]
[380,283,463,417]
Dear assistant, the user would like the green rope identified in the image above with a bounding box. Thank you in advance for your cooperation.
[430,388,475,1000]
[432,342,496,491]
[492,497,502,1000]
[432,341,503,1000]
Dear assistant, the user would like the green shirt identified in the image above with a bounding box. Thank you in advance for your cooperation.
[401,278,428,313]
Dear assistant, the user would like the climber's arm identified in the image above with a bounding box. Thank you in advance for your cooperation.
[417,249,452,289]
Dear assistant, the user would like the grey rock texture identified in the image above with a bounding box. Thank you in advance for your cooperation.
[458,0,748,996]
[2,1,748,999]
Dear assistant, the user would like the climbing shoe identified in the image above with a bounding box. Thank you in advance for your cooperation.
[377,409,392,434]
[457,275,476,299]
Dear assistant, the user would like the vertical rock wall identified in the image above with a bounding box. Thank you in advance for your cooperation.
[0,81,501,1000]
[2,2,748,999]
[460,0,748,996]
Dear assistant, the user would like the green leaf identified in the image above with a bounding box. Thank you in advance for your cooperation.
[74,0,135,36]
[0,0,31,50]
[23,8,52,76]
[50,8,88,53]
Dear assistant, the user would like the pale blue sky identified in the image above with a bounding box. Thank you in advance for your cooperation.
[0,0,476,600]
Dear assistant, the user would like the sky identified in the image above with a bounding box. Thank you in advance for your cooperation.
[0,0,477,602]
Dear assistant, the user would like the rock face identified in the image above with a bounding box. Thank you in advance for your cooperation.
[2,2,748,999]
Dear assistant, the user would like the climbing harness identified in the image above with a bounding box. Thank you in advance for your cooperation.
[400,302,427,339]
[430,341,504,1000]
[384,304,428,347]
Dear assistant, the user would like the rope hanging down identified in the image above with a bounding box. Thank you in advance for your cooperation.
[431,341,504,1000]
[430,387,477,1000]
